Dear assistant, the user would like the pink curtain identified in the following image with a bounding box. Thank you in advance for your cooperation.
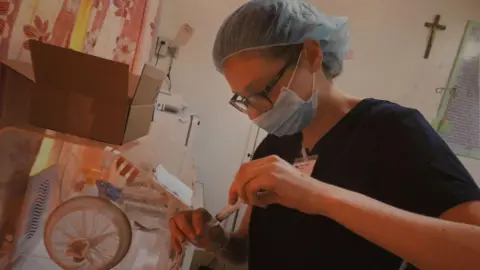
[0,0,160,73]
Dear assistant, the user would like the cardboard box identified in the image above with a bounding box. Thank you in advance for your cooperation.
[0,40,165,145]
[0,60,35,129]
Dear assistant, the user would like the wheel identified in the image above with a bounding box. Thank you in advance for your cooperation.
[44,196,132,270]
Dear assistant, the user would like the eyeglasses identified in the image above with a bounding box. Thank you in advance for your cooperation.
[229,58,293,114]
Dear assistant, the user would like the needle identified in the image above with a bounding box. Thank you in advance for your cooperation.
[211,200,243,226]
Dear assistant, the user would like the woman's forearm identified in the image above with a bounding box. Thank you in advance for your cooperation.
[316,185,480,270]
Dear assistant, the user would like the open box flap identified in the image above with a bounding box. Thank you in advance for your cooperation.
[28,41,131,144]
[131,64,165,106]
[128,74,140,99]
[29,40,129,104]
[122,105,155,143]
[122,64,164,143]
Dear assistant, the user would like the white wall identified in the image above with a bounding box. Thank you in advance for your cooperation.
[155,0,251,214]
[156,0,480,214]
[315,0,480,183]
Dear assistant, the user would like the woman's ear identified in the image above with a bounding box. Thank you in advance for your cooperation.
[302,39,323,73]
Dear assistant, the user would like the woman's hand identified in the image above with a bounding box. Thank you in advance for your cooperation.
[169,208,228,253]
[229,155,330,214]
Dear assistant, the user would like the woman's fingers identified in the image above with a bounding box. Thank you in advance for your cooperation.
[248,189,278,207]
[175,215,196,241]
[169,217,184,242]
[243,172,277,206]
[170,235,182,253]
[169,209,215,253]
[169,218,185,253]
[169,212,196,242]
[230,156,278,205]
[192,209,209,235]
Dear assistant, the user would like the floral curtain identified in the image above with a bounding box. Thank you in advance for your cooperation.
[0,0,159,73]
[0,0,161,249]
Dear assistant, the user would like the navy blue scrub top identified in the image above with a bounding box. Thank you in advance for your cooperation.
[248,98,480,270]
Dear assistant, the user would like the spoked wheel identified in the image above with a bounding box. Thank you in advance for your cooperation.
[44,196,132,270]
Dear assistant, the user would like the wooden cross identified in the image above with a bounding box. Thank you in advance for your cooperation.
[424,15,446,59]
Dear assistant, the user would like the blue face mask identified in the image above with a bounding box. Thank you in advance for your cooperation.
[253,56,318,137]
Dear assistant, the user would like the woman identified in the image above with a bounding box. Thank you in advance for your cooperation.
[170,1,480,269]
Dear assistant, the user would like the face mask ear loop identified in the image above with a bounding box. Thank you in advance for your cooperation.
[286,52,303,88]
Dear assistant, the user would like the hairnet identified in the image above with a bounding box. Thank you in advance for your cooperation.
[212,0,350,78]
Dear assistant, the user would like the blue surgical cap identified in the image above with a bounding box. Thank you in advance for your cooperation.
[212,0,350,78]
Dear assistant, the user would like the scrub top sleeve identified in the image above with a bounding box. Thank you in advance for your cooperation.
[409,164,480,217]
[389,108,480,217]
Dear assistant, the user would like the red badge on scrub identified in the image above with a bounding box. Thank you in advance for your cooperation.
[293,157,317,175]
[293,148,317,175]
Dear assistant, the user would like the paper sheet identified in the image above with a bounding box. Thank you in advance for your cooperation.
[154,165,193,207]
[435,21,480,159]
